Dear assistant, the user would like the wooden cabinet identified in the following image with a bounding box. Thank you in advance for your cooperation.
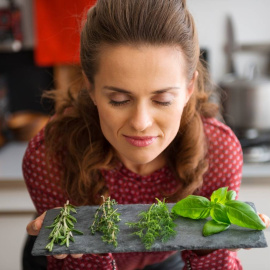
[237,178,270,270]
[0,142,35,270]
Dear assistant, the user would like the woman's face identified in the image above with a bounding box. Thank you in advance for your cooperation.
[90,45,196,174]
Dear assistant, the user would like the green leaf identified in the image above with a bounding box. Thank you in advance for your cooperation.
[45,224,55,229]
[225,201,266,230]
[45,200,83,252]
[127,198,177,250]
[203,219,230,236]
[45,241,54,252]
[226,190,236,201]
[60,238,67,245]
[89,196,121,247]
[171,195,211,219]
[66,218,75,228]
[210,203,231,224]
[69,206,77,213]
[72,229,84,235]
[68,215,77,222]
[210,187,228,204]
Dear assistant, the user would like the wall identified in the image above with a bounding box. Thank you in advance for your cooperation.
[187,0,270,83]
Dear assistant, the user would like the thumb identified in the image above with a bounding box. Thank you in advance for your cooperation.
[26,212,46,236]
[258,213,270,228]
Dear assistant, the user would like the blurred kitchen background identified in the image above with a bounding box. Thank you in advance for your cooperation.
[0,0,270,269]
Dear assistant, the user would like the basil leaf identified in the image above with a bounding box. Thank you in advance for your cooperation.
[210,187,228,204]
[225,201,266,230]
[210,203,231,224]
[226,190,236,201]
[203,219,230,236]
[171,195,211,219]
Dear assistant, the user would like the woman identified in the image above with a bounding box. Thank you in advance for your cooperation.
[24,0,269,269]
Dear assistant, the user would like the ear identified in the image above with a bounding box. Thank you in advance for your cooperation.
[82,71,96,105]
[185,70,198,104]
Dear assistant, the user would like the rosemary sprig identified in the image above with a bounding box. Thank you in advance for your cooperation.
[90,196,121,247]
[126,198,177,250]
[45,200,83,252]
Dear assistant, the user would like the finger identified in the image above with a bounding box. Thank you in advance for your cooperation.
[71,254,83,259]
[26,212,47,236]
[53,254,68,259]
[258,213,270,228]
[228,249,240,252]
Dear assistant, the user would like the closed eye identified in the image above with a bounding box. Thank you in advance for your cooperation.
[109,100,172,107]
[109,100,130,106]
[153,101,172,106]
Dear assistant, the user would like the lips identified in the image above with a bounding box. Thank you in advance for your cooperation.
[123,135,158,147]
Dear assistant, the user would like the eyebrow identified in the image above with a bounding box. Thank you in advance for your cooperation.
[103,86,180,94]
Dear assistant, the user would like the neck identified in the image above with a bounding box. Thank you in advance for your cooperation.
[119,155,166,176]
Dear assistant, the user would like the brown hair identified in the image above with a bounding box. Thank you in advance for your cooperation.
[44,0,218,205]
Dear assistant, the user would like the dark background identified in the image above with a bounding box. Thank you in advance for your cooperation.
[0,50,54,114]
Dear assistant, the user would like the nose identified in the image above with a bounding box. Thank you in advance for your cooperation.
[129,102,153,132]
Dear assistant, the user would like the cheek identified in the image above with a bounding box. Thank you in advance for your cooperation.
[168,110,183,132]
[97,106,124,135]
[159,107,183,139]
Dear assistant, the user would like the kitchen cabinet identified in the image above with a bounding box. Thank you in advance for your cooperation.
[0,142,34,212]
[237,180,270,270]
[0,142,35,270]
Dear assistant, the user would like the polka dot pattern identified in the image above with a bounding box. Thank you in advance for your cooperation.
[182,249,242,270]
[22,118,243,270]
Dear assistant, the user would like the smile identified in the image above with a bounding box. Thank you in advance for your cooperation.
[123,136,158,147]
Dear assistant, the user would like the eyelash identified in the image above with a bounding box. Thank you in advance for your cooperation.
[109,100,172,107]
[109,100,130,107]
[154,101,172,107]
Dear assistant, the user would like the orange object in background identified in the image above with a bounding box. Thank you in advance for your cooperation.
[34,0,96,66]
[7,111,50,141]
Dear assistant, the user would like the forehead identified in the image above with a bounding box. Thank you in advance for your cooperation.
[94,44,187,89]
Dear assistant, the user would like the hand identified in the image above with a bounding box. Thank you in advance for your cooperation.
[229,212,270,252]
[258,213,270,228]
[26,211,83,259]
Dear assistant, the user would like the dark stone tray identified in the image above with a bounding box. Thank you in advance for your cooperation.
[32,202,268,256]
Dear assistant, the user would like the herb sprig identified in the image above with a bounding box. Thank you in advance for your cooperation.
[126,198,177,250]
[171,187,266,236]
[90,196,121,247]
[45,200,83,252]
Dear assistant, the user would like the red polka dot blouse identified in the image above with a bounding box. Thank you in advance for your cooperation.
[22,117,243,270]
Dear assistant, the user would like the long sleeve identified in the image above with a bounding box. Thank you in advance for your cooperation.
[22,127,118,270]
[182,249,241,270]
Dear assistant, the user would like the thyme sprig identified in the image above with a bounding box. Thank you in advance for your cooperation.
[126,198,177,250]
[45,200,83,252]
[90,196,121,247]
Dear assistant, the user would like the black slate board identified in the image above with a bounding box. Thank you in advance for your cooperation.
[32,202,268,256]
